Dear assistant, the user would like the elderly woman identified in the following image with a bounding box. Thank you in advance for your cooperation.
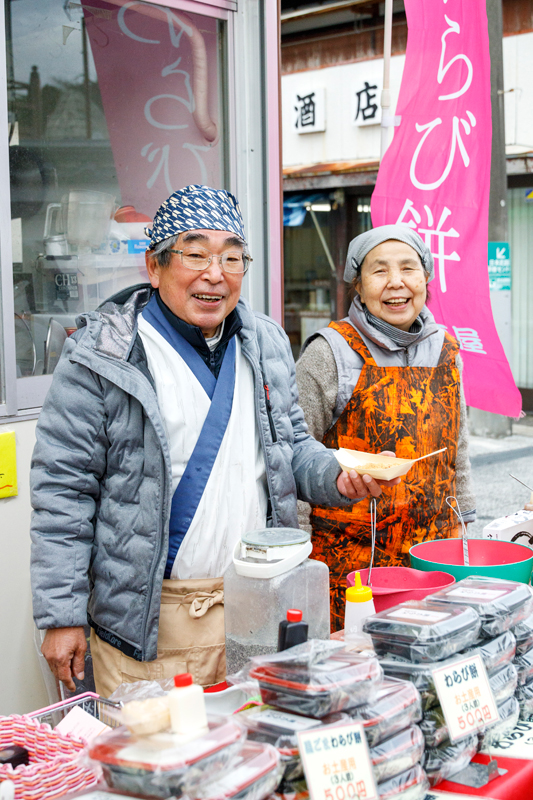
[296,225,476,630]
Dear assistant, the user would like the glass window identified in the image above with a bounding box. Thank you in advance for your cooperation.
[6,0,227,383]
[509,185,533,394]
[283,191,372,359]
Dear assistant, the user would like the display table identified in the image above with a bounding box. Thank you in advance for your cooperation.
[438,753,533,798]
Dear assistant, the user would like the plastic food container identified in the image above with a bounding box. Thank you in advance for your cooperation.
[462,630,517,674]
[363,600,481,663]
[377,764,429,800]
[420,660,517,748]
[512,610,533,655]
[515,678,533,719]
[370,726,424,784]
[479,696,520,749]
[514,647,533,685]
[379,660,440,712]
[422,734,478,787]
[237,705,345,782]
[248,642,383,718]
[347,679,422,747]
[420,707,448,749]
[427,578,533,637]
[381,632,517,712]
[489,663,518,705]
[189,742,283,800]
[89,715,246,798]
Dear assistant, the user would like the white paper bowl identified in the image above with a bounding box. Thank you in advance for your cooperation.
[335,448,415,480]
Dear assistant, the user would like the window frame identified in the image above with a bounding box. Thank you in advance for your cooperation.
[0,0,282,419]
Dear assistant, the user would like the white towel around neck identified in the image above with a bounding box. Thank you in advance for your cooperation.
[138,313,268,580]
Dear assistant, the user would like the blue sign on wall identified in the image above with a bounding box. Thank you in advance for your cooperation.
[488,241,511,291]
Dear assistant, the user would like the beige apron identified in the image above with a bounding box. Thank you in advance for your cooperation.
[91,577,225,698]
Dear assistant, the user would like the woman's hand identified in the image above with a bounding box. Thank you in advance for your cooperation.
[336,450,401,500]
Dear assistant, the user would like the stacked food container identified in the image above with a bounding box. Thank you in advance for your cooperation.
[512,608,533,718]
[364,577,532,786]
[242,640,429,799]
[88,692,284,800]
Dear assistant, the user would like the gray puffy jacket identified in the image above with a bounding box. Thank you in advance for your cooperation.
[31,285,348,661]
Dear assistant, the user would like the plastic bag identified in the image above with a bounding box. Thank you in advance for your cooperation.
[88,714,246,798]
[462,630,517,674]
[347,678,422,748]
[237,705,347,782]
[514,647,533,685]
[247,641,383,718]
[109,679,174,703]
[377,764,429,800]
[370,725,424,784]
[479,696,520,749]
[420,706,448,749]
[381,638,517,713]
[427,578,533,637]
[379,660,440,712]
[488,662,518,705]
[185,742,284,800]
[515,678,533,719]
[512,610,533,655]
[422,734,477,787]
[363,601,481,663]
[420,661,517,748]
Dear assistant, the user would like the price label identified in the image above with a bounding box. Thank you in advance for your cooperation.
[297,722,378,800]
[432,654,499,742]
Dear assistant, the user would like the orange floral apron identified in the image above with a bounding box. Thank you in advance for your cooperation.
[311,321,461,631]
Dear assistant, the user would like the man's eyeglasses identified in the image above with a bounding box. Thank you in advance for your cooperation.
[169,247,252,275]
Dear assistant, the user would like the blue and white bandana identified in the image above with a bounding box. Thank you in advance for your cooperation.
[145,184,246,248]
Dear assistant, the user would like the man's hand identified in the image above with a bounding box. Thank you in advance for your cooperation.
[336,450,401,501]
[41,627,87,691]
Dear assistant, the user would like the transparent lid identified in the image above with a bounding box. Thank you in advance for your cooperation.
[363,600,480,644]
[241,528,310,548]
[189,742,280,800]
[89,716,244,772]
[428,577,533,620]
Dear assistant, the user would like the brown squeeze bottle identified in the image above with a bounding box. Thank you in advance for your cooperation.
[278,608,309,651]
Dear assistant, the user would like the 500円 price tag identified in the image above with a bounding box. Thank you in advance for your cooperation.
[297,722,378,800]
[432,653,499,742]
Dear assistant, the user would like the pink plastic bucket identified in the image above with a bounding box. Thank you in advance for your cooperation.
[347,566,455,613]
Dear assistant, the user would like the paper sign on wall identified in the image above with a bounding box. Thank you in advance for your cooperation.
[298,722,378,800]
[0,430,17,499]
[432,654,499,742]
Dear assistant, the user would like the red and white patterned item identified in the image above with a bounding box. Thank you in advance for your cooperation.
[0,715,98,800]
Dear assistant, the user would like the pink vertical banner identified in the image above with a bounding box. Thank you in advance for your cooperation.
[371,0,521,416]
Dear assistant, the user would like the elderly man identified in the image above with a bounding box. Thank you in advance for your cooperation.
[31,185,395,697]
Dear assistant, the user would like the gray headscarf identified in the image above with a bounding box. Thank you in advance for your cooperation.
[344,224,434,283]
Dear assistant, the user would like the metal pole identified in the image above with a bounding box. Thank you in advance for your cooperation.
[380,0,394,160]
[306,206,337,277]
[469,0,512,437]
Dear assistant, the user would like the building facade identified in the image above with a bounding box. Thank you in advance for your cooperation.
[281,0,533,402]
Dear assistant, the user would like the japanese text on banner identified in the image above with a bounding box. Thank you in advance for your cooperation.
[371,0,521,416]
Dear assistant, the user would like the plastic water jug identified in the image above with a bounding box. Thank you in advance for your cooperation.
[224,528,330,675]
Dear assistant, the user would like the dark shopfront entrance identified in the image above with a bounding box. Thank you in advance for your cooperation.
[283,188,373,360]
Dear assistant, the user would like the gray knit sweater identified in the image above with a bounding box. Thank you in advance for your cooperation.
[296,298,476,530]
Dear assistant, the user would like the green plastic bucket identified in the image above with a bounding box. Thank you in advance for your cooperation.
[410,538,533,583]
